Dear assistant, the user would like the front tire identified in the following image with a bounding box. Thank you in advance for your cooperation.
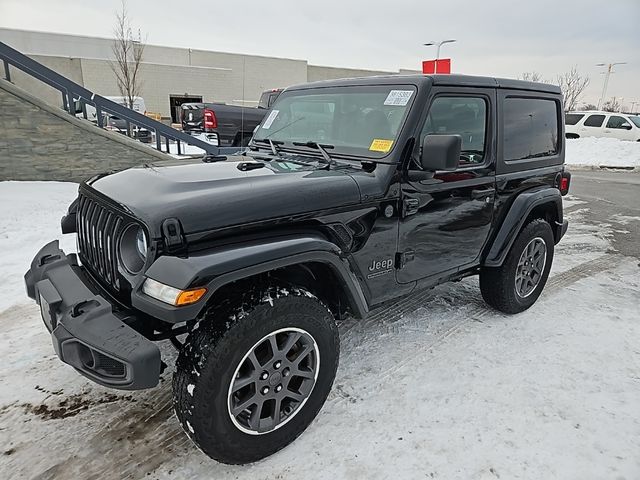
[480,219,554,314]
[173,285,339,464]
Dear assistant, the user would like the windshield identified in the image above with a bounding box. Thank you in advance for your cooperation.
[630,116,640,128]
[253,85,417,159]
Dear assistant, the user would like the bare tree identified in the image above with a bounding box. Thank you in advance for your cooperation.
[602,98,621,113]
[110,1,146,110]
[519,71,545,82]
[556,67,590,112]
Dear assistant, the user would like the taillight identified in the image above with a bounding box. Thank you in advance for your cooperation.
[203,108,217,130]
[559,171,571,196]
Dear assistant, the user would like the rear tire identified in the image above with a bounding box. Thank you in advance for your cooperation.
[480,219,554,314]
[173,284,339,464]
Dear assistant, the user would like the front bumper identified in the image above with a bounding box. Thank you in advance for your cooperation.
[24,241,161,390]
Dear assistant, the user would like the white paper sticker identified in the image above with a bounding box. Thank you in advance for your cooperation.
[384,90,414,106]
[262,109,279,129]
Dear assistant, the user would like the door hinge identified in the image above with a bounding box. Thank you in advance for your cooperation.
[395,250,415,269]
[403,197,419,217]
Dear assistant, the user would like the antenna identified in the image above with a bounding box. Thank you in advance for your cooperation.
[240,55,246,147]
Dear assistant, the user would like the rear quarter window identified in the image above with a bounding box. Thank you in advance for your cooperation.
[583,114,605,127]
[565,113,585,125]
[503,97,559,161]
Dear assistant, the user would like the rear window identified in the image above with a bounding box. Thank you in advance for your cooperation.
[565,113,585,125]
[503,97,559,161]
[583,114,605,127]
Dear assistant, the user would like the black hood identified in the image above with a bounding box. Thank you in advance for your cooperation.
[88,157,362,237]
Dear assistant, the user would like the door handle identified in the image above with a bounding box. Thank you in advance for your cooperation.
[471,188,495,200]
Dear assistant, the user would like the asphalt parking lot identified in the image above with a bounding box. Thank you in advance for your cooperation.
[569,170,640,259]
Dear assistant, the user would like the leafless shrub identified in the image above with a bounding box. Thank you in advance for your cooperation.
[602,98,621,113]
[110,0,146,109]
[556,67,590,112]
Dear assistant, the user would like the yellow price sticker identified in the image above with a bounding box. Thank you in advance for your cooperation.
[369,139,394,153]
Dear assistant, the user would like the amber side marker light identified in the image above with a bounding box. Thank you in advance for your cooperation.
[142,278,207,306]
[176,288,207,306]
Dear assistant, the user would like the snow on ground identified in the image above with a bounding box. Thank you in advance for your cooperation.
[0,182,78,312]
[0,180,639,480]
[565,137,640,168]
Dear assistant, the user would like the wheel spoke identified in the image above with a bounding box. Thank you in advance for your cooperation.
[284,390,305,402]
[294,344,313,364]
[272,397,282,426]
[248,400,264,430]
[247,350,262,370]
[268,335,279,359]
[282,331,302,355]
[231,394,258,416]
[232,374,256,392]
[292,368,315,379]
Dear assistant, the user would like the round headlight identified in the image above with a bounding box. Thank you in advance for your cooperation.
[136,227,148,260]
[119,224,148,274]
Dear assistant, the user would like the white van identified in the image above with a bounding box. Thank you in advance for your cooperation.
[75,96,147,123]
[565,111,640,141]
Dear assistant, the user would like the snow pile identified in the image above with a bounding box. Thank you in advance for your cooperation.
[565,137,640,168]
[0,181,78,312]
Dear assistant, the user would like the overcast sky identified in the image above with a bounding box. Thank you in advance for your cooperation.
[1,0,638,107]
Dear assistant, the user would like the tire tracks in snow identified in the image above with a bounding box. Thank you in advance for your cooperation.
[330,253,622,406]
[29,256,622,478]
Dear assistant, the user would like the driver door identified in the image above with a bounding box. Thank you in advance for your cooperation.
[396,88,496,284]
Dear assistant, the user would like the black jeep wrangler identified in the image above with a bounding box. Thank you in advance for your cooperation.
[25,75,570,464]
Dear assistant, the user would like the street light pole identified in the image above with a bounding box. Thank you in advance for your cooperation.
[423,39,456,60]
[596,62,626,110]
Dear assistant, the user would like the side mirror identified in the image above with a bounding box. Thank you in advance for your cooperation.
[420,134,462,171]
[621,122,632,130]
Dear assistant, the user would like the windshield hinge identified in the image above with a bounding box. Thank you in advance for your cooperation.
[162,218,185,251]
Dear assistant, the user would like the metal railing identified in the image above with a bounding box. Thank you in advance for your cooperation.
[0,40,235,157]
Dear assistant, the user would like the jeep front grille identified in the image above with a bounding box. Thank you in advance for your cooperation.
[76,193,124,291]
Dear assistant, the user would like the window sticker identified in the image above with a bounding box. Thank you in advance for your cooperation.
[262,109,279,129]
[369,139,394,153]
[384,90,414,106]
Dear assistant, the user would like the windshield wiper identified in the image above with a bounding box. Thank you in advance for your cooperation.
[292,141,336,167]
[253,138,284,156]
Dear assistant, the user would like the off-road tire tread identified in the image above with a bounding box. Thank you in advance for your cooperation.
[480,219,554,314]
[173,284,338,464]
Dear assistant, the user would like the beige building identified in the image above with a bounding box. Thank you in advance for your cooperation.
[0,28,419,121]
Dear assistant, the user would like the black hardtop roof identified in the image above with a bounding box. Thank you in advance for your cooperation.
[287,74,561,94]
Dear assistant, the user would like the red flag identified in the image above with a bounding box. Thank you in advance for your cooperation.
[422,59,451,74]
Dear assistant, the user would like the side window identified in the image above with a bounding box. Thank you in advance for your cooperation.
[421,96,487,165]
[503,97,558,161]
[606,116,630,129]
[565,113,584,125]
[583,114,605,127]
[268,93,279,107]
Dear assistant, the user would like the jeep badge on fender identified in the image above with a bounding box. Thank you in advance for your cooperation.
[25,74,569,464]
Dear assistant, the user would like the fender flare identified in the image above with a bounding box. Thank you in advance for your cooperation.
[482,187,563,267]
[131,235,369,323]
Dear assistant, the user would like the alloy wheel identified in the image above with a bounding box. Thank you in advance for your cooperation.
[515,237,547,298]
[227,327,319,435]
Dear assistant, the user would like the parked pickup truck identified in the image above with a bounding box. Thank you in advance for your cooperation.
[181,89,283,147]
